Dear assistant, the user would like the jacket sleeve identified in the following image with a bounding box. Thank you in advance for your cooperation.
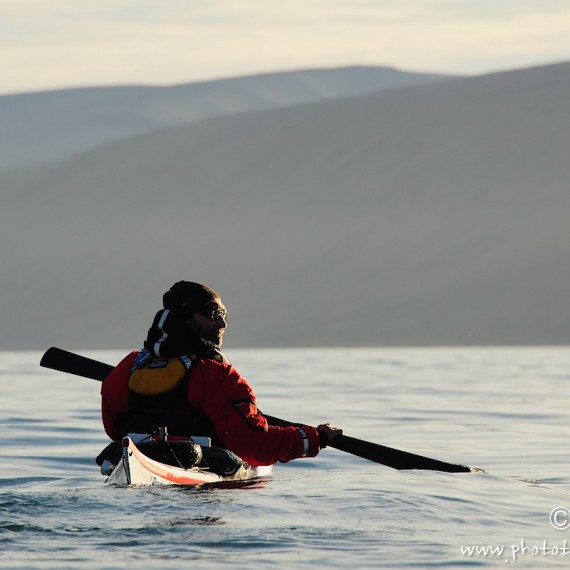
[100,352,137,440]
[191,360,322,466]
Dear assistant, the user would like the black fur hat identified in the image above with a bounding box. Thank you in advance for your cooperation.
[162,281,220,318]
[143,281,223,358]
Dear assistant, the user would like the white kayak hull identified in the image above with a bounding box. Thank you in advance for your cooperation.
[105,437,272,487]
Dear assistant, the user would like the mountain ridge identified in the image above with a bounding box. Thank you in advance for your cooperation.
[0,66,455,172]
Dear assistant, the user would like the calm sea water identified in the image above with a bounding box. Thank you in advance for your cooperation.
[1,347,569,569]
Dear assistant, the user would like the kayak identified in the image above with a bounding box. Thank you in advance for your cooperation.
[105,435,273,486]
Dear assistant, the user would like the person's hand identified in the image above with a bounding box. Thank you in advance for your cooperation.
[317,423,343,448]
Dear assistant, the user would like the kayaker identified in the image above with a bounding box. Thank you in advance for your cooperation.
[100,280,342,467]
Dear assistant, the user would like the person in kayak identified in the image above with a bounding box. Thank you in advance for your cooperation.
[100,280,342,467]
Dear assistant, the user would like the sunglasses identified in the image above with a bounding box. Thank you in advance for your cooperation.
[197,305,228,322]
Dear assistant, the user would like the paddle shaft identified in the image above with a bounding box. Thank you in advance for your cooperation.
[40,347,471,473]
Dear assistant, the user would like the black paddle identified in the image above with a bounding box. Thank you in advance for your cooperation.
[40,347,473,473]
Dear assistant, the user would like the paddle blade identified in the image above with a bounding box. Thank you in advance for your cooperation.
[40,347,113,381]
[329,435,471,473]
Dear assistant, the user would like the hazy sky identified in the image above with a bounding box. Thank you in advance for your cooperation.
[1,0,569,94]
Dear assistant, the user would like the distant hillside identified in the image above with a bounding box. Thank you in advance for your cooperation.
[2,62,569,350]
[0,66,453,171]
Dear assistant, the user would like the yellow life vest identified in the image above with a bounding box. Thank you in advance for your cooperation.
[128,355,193,396]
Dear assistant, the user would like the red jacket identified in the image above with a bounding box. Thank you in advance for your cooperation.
[101,351,321,466]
